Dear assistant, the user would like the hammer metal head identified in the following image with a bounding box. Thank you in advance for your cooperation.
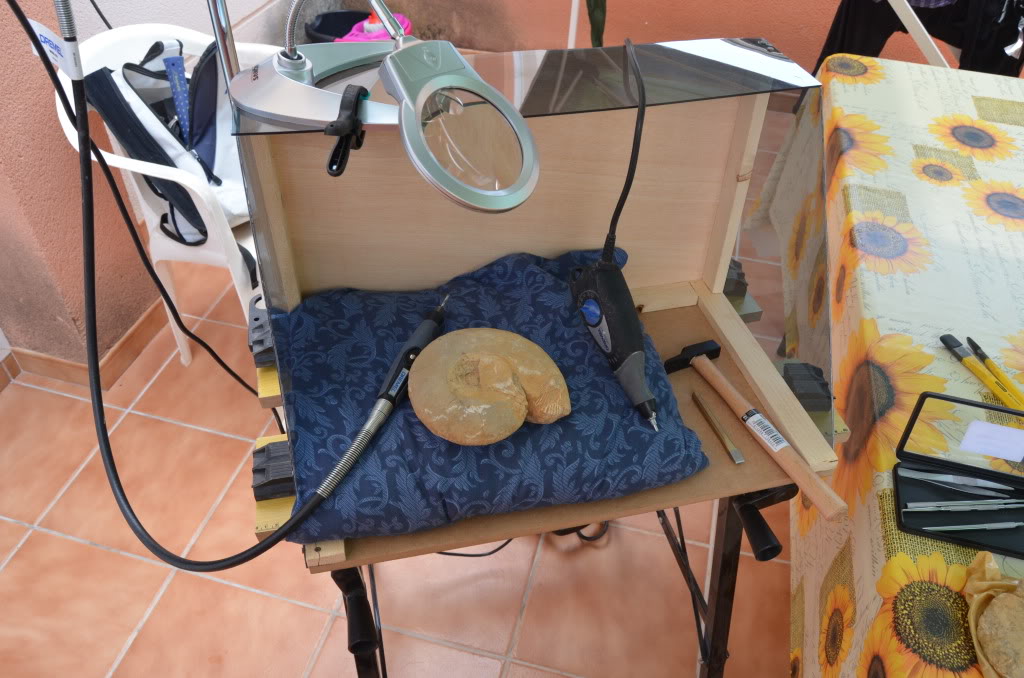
[664,340,722,373]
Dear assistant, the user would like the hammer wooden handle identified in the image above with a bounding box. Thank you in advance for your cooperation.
[691,355,846,520]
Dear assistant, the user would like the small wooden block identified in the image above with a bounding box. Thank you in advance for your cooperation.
[257,366,283,408]
[255,495,295,540]
[304,540,347,570]
[256,433,288,448]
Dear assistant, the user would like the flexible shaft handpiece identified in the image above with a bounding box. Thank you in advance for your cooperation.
[316,295,448,497]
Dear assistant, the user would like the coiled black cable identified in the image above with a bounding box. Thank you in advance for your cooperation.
[8,0,304,571]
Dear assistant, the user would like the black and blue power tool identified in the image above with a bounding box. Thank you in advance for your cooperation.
[568,39,658,432]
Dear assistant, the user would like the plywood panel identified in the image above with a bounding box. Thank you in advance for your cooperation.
[267,98,739,296]
[299,295,838,571]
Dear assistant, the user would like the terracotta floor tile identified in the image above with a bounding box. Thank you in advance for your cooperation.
[758,111,795,154]
[746,150,777,209]
[725,556,790,677]
[0,385,107,522]
[739,260,784,340]
[0,531,166,677]
[311,623,503,678]
[505,664,566,678]
[42,413,250,558]
[169,261,232,317]
[0,519,28,561]
[3,352,21,379]
[738,221,782,264]
[114,571,327,677]
[515,530,706,677]
[13,327,177,408]
[373,536,539,654]
[614,500,714,544]
[190,468,339,610]
[206,290,248,326]
[756,336,783,358]
[0,366,9,393]
[132,320,271,438]
[741,500,791,560]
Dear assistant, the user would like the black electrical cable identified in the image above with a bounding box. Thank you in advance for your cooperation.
[10,0,283,436]
[437,538,513,558]
[367,564,388,678]
[87,0,111,29]
[601,38,646,264]
[9,0,301,571]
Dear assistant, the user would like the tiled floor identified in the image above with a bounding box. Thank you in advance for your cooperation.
[0,112,796,677]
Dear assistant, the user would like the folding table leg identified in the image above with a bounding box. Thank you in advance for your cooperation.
[700,497,744,678]
[331,567,383,678]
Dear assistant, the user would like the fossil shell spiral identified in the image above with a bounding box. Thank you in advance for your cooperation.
[408,328,571,446]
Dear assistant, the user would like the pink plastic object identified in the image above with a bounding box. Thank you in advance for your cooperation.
[336,13,413,42]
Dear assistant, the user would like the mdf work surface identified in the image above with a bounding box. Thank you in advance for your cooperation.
[295,297,830,571]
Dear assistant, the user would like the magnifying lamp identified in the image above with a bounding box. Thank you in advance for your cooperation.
[231,0,539,213]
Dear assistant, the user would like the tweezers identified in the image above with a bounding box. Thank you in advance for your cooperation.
[903,503,1024,513]
[922,521,1024,532]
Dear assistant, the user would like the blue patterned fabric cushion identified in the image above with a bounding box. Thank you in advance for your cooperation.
[273,250,707,543]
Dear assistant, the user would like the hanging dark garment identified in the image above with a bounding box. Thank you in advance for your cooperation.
[814,0,1024,77]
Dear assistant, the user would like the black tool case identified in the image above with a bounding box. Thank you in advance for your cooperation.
[892,392,1024,559]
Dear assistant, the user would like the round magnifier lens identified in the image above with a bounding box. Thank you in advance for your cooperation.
[420,88,523,191]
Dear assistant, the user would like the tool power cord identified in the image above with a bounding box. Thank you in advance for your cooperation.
[9,0,306,571]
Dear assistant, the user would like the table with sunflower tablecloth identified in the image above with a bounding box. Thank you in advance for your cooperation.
[749,54,1024,678]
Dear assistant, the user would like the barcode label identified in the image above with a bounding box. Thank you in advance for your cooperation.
[742,410,788,452]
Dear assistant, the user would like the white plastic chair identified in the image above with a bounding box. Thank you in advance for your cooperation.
[54,24,278,365]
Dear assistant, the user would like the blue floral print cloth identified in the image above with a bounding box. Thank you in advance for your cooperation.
[273,250,707,543]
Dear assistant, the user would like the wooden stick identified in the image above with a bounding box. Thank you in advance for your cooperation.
[690,354,846,520]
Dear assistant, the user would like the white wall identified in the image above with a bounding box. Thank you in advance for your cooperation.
[72,0,295,45]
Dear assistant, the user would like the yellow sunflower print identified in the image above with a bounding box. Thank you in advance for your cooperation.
[826,108,892,197]
[819,584,855,678]
[930,114,1017,162]
[790,647,803,678]
[842,211,933,275]
[832,319,958,511]
[821,54,885,85]
[856,613,908,678]
[795,490,819,537]
[964,180,1024,232]
[788,193,822,279]
[876,553,981,678]
[912,157,964,186]
[807,248,827,329]
[831,245,857,322]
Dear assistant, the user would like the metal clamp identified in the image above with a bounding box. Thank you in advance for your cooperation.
[251,439,295,500]
[324,85,369,177]
[247,295,275,368]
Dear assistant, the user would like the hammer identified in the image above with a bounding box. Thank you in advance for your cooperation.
[666,341,845,520]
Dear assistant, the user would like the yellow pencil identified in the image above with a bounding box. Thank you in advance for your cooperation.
[941,334,1023,410]
[967,336,1024,409]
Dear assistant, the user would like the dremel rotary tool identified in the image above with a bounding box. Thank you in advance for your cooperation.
[569,39,658,432]
[319,294,450,496]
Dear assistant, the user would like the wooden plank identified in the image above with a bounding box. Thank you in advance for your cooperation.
[702,93,770,293]
[267,98,739,297]
[632,281,698,312]
[256,433,289,448]
[255,496,295,540]
[236,135,303,311]
[694,281,837,475]
[257,366,282,408]
[296,300,829,571]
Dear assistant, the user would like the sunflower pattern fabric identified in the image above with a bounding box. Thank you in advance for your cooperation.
[746,55,1024,677]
